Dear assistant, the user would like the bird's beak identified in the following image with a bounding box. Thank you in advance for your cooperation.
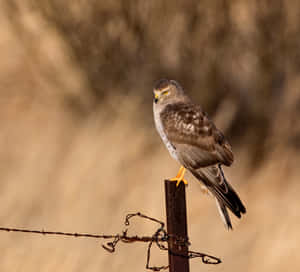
[154,93,159,104]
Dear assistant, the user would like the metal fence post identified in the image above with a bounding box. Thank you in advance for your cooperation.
[165,179,190,272]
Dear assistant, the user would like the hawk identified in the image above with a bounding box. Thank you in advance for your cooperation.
[153,79,246,229]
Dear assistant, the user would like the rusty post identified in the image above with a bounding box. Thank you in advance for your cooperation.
[165,180,190,272]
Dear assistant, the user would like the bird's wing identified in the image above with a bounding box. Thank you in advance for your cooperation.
[160,102,234,167]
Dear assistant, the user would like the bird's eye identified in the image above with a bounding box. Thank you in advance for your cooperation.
[162,90,169,96]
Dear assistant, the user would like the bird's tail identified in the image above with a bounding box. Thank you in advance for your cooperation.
[216,198,232,229]
[188,164,246,229]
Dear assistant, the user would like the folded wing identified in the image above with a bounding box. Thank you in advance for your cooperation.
[160,102,234,167]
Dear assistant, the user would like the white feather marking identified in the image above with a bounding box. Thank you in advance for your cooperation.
[153,104,178,160]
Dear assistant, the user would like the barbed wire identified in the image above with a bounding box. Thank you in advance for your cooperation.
[0,212,221,271]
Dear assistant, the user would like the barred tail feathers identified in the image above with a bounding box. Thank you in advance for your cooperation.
[216,198,232,229]
[188,164,246,228]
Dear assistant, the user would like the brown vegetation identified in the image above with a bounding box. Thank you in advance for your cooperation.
[0,1,299,271]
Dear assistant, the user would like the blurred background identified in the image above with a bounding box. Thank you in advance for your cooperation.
[0,0,300,271]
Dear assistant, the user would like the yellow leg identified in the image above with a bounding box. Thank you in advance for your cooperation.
[169,166,188,187]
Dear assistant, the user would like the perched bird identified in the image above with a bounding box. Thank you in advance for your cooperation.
[153,79,246,229]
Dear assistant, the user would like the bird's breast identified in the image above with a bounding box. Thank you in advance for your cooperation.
[153,104,178,161]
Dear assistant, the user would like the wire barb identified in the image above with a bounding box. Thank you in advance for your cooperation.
[0,212,221,270]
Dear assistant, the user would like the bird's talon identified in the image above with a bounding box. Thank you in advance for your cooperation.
[176,179,188,187]
[169,166,188,187]
[169,178,188,187]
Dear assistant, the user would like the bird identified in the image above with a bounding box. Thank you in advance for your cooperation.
[153,79,246,229]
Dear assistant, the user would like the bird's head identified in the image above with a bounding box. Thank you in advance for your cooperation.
[153,79,189,105]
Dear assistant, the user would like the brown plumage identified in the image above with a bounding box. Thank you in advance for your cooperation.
[160,102,234,167]
[153,79,246,229]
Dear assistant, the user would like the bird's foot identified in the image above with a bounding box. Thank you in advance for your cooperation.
[169,166,188,187]
[169,177,188,187]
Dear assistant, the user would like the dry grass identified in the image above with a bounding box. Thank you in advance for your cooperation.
[0,94,299,272]
[0,1,300,271]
